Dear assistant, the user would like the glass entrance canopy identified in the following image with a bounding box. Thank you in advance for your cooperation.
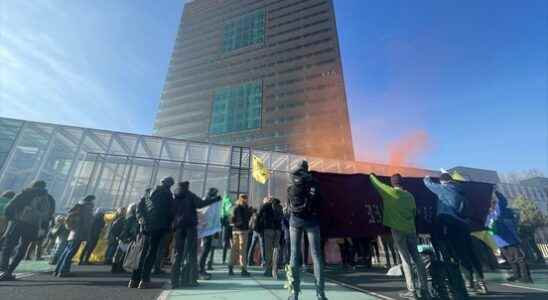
[0,117,438,212]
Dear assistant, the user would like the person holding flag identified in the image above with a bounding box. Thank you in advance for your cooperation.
[370,173,430,300]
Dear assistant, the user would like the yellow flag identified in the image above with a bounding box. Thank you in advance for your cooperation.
[451,171,467,181]
[252,155,269,184]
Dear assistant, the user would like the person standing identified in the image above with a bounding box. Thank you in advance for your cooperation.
[488,191,533,283]
[371,174,429,300]
[424,174,488,295]
[49,216,69,265]
[79,208,106,265]
[247,198,268,267]
[0,181,55,281]
[0,191,16,249]
[170,183,221,288]
[129,177,174,289]
[287,161,327,300]
[54,195,95,277]
[257,197,283,278]
[229,194,253,276]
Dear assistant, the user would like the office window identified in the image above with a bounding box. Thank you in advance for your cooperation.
[223,9,265,52]
[210,81,262,134]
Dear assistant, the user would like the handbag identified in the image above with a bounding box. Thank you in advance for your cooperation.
[123,234,145,271]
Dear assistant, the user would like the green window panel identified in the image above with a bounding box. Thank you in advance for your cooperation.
[210,81,262,135]
[223,9,265,53]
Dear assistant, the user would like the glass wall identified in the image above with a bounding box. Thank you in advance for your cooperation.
[0,117,439,212]
[223,9,265,53]
[210,80,262,134]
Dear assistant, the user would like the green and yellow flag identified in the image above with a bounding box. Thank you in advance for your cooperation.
[451,171,467,181]
[252,154,269,184]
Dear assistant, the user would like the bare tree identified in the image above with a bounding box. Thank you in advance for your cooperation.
[500,169,545,183]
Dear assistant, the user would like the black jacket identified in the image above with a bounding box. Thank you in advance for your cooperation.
[231,204,253,231]
[107,217,125,243]
[173,190,221,229]
[87,213,105,242]
[138,185,174,232]
[5,187,55,228]
[257,202,282,231]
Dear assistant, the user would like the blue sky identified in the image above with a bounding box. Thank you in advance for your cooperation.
[1,0,547,174]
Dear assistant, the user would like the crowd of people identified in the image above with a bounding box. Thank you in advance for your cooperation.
[0,161,538,300]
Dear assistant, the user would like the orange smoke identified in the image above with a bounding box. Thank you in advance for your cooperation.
[386,130,431,176]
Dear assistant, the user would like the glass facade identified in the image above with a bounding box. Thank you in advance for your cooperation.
[210,81,262,134]
[223,9,265,53]
[0,117,438,212]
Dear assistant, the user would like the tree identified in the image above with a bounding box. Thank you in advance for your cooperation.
[511,196,547,263]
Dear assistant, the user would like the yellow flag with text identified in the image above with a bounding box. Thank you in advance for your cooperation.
[252,155,269,184]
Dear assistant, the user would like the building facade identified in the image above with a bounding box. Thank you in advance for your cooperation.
[154,0,354,160]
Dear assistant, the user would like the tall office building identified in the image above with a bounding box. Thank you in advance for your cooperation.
[154,0,354,160]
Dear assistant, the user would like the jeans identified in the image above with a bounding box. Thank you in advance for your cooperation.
[171,227,198,286]
[434,216,484,282]
[501,245,531,281]
[282,224,291,265]
[154,234,168,272]
[199,235,212,273]
[289,224,325,299]
[247,230,265,266]
[50,238,68,265]
[230,230,249,270]
[222,224,232,263]
[131,230,165,283]
[55,239,82,274]
[0,221,36,274]
[263,229,281,277]
[392,229,428,294]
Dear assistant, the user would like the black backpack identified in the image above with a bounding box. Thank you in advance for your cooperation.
[287,173,318,217]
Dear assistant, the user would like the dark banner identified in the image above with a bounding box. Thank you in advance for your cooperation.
[312,172,494,238]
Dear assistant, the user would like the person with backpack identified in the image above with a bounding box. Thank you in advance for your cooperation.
[286,160,327,300]
[54,195,95,277]
[256,197,283,279]
[371,174,430,300]
[488,191,533,283]
[79,208,106,265]
[129,177,174,289]
[229,194,253,276]
[424,174,488,296]
[0,181,56,281]
[0,191,16,249]
[170,183,221,288]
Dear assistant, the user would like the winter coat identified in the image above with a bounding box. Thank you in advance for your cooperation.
[172,190,221,229]
[423,177,466,222]
[138,185,174,232]
[68,202,94,241]
[257,202,283,231]
[487,191,521,248]
[87,213,106,242]
[107,217,125,243]
[231,204,253,231]
[4,187,55,229]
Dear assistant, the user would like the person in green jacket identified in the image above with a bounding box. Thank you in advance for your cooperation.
[370,174,429,300]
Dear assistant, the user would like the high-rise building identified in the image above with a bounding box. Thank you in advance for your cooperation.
[154,0,354,160]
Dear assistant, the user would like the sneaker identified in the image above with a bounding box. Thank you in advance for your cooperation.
[476,281,488,295]
[199,271,212,280]
[0,272,15,281]
[399,291,417,300]
[138,281,155,289]
[241,270,251,277]
[128,280,139,288]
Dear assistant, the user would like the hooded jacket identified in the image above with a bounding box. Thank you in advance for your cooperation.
[487,191,520,248]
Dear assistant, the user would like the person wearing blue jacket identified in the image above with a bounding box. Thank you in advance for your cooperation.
[424,173,487,295]
[487,191,533,283]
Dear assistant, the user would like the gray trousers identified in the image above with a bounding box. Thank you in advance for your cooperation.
[391,229,428,294]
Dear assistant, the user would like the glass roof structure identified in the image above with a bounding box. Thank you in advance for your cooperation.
[0,117,439,212]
